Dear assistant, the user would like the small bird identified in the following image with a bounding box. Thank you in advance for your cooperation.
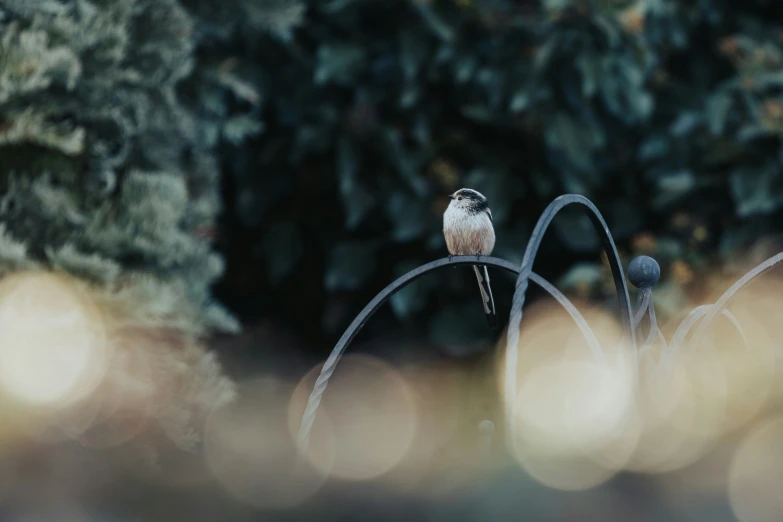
[443,188,497,329]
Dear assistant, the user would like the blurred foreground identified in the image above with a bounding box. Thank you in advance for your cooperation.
[0,265,782,522]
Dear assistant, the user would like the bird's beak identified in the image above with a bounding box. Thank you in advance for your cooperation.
[448,194,455,200]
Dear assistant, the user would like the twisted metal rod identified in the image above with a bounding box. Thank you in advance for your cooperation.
[296,255,603,453]
[503,194,636,442]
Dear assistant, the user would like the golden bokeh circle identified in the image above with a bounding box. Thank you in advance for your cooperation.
[289,354,418,481]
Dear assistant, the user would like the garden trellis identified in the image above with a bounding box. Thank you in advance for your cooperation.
[297,194,782,454]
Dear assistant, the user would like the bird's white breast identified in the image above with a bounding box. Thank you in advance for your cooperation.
[443,205,495,255]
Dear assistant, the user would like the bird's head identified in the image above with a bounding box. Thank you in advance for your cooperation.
[448,188,488,212]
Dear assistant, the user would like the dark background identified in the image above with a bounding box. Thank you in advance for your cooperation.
[208,0,783,361]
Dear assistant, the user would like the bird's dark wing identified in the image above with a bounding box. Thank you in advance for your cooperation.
[486,208,493,223]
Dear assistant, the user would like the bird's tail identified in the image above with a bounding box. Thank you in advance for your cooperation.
[472,265,497,329]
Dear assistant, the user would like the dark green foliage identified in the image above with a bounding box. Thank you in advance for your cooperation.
[5,0,782,350]
[0,0,241,336]
[208,0,783,347]
[0,0,298,336]
[0,0,307,453]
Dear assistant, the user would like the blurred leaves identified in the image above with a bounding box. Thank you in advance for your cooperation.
[315,45,366,85]
[389,260,437,320]
[325,242,376,291]
[201,0,783,347]
[385,192,429,242]
[553,209,601,253]
[0,0,250,336]
[429,301,487,356]
[264,221,303,283]
[730,164,783,217]
[557,263,604,295]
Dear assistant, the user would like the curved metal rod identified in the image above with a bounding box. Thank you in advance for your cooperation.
[638,328,667,354]
[659,304,710,379]
[655,253,783,373]
[503,194,636,441]
[721,309,748,349]
[627,290,657,369]
[691,252,783,344]
[296,255,603,453]
[630,288,661,351]
[653,253,783,377]
[632,290,652,330]
[657,305,750,381]
[532,275,605,364]
[642,301,660,350]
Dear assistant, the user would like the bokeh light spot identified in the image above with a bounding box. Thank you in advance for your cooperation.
[289,354,417,481]
[729,417,783,522]
[205,376,331,510]
[0,272,108,408]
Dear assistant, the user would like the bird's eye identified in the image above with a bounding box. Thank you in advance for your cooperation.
[457,196,463,201]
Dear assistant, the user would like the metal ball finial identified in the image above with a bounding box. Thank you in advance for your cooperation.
[628,255,661,289]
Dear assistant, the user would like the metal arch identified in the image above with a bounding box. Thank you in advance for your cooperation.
[652,254,783,379]
[293,189,783,456]
[296,254,603,453]
[657,305,749,381]
[503,194,636,442]
[691,252,783,344]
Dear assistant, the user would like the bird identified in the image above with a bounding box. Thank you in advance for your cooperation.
[443,188,497,329]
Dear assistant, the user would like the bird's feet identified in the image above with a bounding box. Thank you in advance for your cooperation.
[448,254,454,262]
[475,252,482,261]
